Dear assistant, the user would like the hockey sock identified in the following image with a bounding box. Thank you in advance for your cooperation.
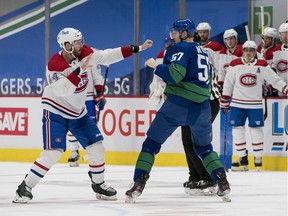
[201,151,225,181]
[25,149,63,188]
[250,127,264,157]
[86,142,105,184]
[67,131,80,151]
[134,152,154,181]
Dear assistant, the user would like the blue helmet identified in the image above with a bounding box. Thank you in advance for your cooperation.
[172,19,196,36]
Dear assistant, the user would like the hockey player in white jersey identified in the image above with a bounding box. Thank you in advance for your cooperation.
[13,27,153,203]
[257,27,279,96]
[271,22,288,96]
[217,29,243,92]
[257,27,278,64]
[220,41,288,171]
[67,64,105,167]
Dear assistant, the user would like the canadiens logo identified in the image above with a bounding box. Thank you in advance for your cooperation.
[276,60,287,73]
[75,74,88,93]
[240,73,257,87]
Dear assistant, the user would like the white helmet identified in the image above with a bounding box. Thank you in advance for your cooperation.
[278,23,288,33]
[223,29,238,39]
[243,40,257,50]
[57,27,83,48]
[262,27,278,38]
[196,22,211,31]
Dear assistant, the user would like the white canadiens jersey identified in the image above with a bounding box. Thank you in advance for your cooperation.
[272,44,288,88]
[218,44,243,83]
[42,45,126,119]
[223,58,286,109]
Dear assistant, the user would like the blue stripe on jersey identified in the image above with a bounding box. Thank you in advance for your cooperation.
[90,170,105,174]
[31,169,44,178]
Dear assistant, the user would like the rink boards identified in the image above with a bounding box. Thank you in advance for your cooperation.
[0,96,287,171]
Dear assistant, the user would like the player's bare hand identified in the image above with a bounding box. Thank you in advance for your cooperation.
[141,39,153,50]
[144,58,158,69]
[81,54,92,71]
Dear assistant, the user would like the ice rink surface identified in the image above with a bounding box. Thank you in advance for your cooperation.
[0,162,287,216]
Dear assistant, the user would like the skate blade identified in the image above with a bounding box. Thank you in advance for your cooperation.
[12,194,31,203]
[187,187,217,196]
[69,162,79,167]
[96,193,117,201]
[231,166,248,171]
[125,191,141,204]
[255,167,261,172]
[221,194,231,202]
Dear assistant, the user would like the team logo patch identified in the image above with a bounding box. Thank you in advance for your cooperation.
[55,138,61,142]
[276,60,287,73]
[239,73,257,87]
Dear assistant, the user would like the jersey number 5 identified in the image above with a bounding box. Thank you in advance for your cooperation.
[197,54,210,83]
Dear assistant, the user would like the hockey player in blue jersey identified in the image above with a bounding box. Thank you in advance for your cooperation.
[125,19,231,203]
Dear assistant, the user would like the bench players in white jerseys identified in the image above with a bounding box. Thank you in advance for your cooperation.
[217,29,243,92]
[257,27,279,96]
[12,27,153,203]
[257,27,278,64]
[272,22,288,97]
[220,41,288,171]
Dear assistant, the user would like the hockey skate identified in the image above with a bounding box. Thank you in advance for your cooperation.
[125,173,150,203]
[88,171,117,201]
[13,180,33,203]
[231,150,249,171]
[68,150,80,167]
[254,157,262,171]
[183,180,217,196]
[216,171,231,202]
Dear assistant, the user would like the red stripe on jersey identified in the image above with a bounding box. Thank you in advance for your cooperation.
[220,44,243,56]
[42,97,81,115]
[121,46,133,58]
[67,72,81,86]
[203,41,223,51]
[89,163,105,168]
[235,142,246,146]
[229,58,243,67]
[232,98,262,103]
[34,161,49,171]
[48,53,70,71]
[156,50,165,59]
[273,44,282,51]
[44,110,51,149]
[78,45,94,61]
[252,142,263,146]
[255,59,268,67]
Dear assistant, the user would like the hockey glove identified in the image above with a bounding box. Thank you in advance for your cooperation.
[95,94,106,110]
[219,95,231,114]
[95,85,106,111]
[217,81,224,95]
[282,85,288,95]
[148,75,166,108]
